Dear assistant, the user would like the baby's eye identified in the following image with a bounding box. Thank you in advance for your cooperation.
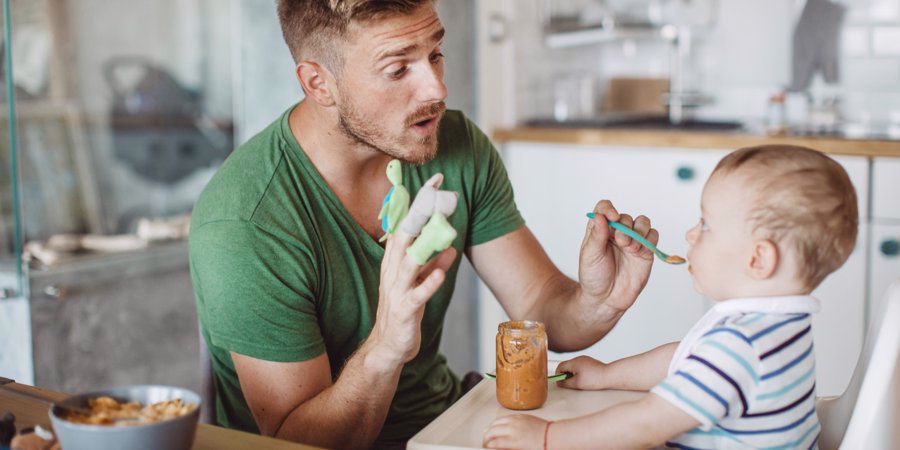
[700,218,709,231]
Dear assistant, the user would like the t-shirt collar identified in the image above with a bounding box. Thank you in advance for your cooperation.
[711,295,821,315]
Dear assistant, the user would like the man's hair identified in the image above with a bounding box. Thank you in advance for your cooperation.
[712,145,858,290]
[277,0,434,72]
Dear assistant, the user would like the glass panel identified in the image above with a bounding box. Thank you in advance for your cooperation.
[1,0,22,298]
[12,0,234,392]
[13,0,233,247]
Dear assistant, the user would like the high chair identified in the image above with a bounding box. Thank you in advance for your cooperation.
[817,280,900,449]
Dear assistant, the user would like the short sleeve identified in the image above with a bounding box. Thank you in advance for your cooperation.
[464,118,525,247]
[189,220,325,362]
[651,328,760,431]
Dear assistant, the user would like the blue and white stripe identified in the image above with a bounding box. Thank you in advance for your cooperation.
[652,295,821,449]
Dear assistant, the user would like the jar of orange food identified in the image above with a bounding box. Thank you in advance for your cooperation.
[495,320,548,410]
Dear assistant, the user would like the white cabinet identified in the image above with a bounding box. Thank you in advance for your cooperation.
[869,157,900,329]
[872,157,900,221]
[869,224,900,325]
[478,143,869,397]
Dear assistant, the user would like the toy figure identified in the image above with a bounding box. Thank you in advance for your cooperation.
[401,178,458,265]
[377,160,410,243]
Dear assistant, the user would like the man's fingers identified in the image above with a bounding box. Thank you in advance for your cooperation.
[424,173,444,189]
[385,230,417,283]
[614,213,634,248]
[644,228,660,258]
[409,268,445,306]
[416,247,457,284]
[633,215,652,237]
[592,199,621,223]
[647,227,660,245]
[583,209,610,252]
[624,215,651,253]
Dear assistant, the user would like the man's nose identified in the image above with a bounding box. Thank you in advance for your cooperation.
[417,63,447,102]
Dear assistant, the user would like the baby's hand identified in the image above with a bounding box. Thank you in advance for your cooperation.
[483,414,547,450]
[556,355,610,390]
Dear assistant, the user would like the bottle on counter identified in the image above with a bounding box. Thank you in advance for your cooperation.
[495,320,548,410]
[766,90,787,135]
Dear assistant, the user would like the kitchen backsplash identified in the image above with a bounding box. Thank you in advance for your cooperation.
[511,0,900,127]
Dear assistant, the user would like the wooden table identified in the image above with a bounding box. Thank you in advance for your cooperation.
[0,379,319,450]
[408,378,645,450]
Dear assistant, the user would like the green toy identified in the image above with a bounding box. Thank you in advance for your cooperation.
[401,178,458,264]
[406,213,457,264]
[376,162,459,264]
[378,160,410,242]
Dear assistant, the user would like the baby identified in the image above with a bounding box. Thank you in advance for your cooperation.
[483,145,858,449]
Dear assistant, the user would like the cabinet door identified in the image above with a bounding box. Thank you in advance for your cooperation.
[478,142,727,370]
[872,157,900,221]
[870,224,900,328]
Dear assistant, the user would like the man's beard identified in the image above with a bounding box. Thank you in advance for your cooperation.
[337,97,446,165]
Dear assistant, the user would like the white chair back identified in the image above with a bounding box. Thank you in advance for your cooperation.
[817,280,900,449]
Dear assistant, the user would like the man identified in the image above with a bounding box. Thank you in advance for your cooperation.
[189,1,659,448]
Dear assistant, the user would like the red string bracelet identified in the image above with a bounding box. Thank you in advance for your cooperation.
[544,420,554,450]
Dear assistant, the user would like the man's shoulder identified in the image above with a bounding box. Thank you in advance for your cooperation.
[191,117,288,229]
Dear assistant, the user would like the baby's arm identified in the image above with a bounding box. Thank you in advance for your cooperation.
[556,393,700,448]
[483,393,700,450]
[557,341,678,391]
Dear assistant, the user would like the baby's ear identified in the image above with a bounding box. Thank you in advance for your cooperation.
[748,239,779,280]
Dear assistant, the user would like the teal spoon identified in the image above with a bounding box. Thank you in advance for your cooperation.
[586,213,686,265]
[484,372,573,382]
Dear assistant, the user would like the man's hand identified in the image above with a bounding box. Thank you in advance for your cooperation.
[483,414,548,450]
[579,200,657,313]
[367,174,457,368]
[555,355,610,391]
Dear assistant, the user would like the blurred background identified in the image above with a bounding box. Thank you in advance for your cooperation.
[0,0,898,405]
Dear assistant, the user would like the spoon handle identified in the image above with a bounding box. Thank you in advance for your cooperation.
[586,214,661,255]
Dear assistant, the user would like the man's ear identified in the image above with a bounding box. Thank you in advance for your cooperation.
[748,239,779,280]
[296,60,337,107]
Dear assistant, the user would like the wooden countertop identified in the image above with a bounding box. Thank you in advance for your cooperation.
[0,381,319,450]
[493,127,900,158]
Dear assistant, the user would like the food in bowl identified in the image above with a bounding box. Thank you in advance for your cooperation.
[62,396,198,426]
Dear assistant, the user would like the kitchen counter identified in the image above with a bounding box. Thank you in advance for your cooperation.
[493,127,900,158]
[408,377,644,450]
[0,380,319,450]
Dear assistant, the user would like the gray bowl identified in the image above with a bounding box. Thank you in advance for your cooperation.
[49,385,201,450]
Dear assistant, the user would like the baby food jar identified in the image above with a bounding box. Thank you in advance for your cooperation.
[495,320,548,410]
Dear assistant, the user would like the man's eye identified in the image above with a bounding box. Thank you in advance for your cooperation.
[430,52,444,63]
[389,65,408,78]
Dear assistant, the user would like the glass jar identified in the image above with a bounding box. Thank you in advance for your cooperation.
[495,320,548,410]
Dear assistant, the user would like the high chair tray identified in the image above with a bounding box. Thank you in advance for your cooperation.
[408,362,645,450]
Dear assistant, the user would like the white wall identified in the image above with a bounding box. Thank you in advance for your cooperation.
[510,0,900,125]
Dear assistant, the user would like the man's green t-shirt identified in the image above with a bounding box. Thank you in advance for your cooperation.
[189,107,524,442]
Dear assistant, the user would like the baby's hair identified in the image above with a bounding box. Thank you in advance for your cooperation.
[712,145,858,290]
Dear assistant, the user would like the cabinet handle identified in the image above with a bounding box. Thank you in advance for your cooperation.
[881,239,899,257]
[676,166,695,181]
